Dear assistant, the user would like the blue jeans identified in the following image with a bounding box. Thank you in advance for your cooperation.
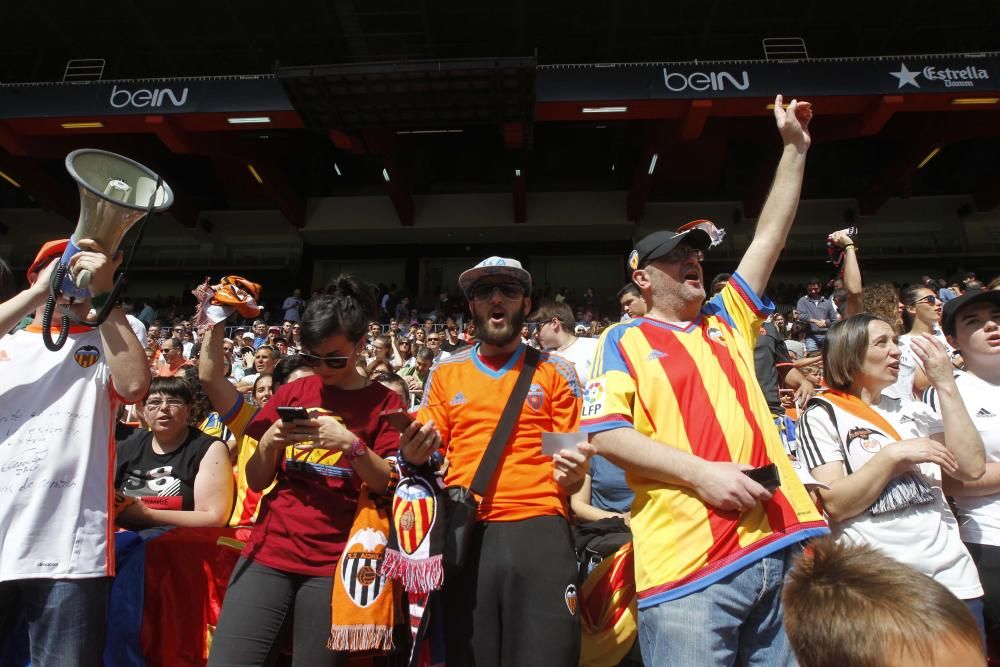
[638,547,798,667]
[805,335,824,354]
[0,577,110,667]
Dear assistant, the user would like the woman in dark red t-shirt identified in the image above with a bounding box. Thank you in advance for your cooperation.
[209,276,403,667]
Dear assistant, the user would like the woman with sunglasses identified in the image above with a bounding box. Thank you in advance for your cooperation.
[208,275,409,667]
[391,335,415,370]
[889,285,955,402]
[289,322,303,354]
[114,376,234,529]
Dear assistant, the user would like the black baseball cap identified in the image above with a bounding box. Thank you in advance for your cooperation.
[942,289,1000,337]
[628,225,712,272]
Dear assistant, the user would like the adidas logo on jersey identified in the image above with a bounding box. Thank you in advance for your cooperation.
[451,392,466,406]
[898,415,915,423]
[647,350,667,362]
[977,408,996,419]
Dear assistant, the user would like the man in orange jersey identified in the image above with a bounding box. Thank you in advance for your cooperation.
[402,256,594,667]
[0,239,150,667]
[581,95,829,666]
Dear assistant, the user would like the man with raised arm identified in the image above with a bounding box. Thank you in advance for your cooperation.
[581,96,828,666]
[0,239,150,666]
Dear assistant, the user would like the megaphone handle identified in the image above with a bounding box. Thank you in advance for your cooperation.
[76,268,92,291]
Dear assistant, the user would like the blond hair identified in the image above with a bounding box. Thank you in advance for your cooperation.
[783,537,981,667]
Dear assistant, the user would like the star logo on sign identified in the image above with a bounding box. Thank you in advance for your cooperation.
[890,64,921,88]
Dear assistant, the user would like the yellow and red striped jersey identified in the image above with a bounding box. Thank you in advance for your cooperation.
[219,396,274,526]
[581,273,827,608]
[418,344,582,522]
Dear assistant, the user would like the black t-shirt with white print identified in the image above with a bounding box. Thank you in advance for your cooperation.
[115,427,217,511]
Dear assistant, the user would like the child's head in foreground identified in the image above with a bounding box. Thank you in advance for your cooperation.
[782,537,984,667]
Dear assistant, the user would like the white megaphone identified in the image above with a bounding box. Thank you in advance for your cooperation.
[58,149,174,300]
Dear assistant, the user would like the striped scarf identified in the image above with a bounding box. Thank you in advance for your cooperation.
[328,485,399,652]
[811,390,936,516]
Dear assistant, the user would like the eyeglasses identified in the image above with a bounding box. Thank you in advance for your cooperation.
[914,295,941,306]
[427,337,441,343]
[657,246,705,264]
[469,282,526,302]
[144,399,185,411]
[300,352,350,369]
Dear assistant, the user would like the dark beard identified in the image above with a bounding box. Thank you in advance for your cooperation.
[473,305,526,347]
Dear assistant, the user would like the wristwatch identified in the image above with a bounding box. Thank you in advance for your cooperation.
[345,437,368,461]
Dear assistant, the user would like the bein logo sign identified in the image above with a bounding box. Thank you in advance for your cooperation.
[662,68,751,93]
[109,84,189,109]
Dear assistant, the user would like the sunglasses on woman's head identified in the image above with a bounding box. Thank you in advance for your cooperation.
[300,352,350,369]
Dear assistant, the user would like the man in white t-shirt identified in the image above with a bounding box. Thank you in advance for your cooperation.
[531,300,599,382]
[0,239,150,666]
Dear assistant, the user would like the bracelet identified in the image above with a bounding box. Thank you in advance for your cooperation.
[844,244,857,251]
[346,437,368,461]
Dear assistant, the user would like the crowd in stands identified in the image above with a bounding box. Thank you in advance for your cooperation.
[3,95,1000,667]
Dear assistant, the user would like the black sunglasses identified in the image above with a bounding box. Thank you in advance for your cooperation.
[300,352,350,369]
[469,282,525,302]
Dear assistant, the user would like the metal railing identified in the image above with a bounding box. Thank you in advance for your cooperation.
[762,38,809,62]
[62,59,105,82]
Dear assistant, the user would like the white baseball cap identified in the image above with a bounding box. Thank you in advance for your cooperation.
[458,256,532,295]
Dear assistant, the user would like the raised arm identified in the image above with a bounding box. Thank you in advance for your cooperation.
[0,262,56,335]
[736,95,812,296]
[199,321,242,414]
[74,240,150,401]
[911,335,985,482]
[830,231,864,317]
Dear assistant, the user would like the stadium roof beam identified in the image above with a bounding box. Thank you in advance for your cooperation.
[679,100,713,141]
[740,148,781,220]
[0,150,76,222]
[359,128,415,227]
[973,157,1000,213]
[506,122,528,223]
[627,120,671,223]
[241,158,306,228]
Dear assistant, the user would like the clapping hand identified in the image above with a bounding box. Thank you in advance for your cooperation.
[910,334,955,390]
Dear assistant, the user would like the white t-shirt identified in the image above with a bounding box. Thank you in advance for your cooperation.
[550,336,599,383]
[0,326,122,581]
[799,394,983,599]
[927,372,1000,546]
[126,314,146,344]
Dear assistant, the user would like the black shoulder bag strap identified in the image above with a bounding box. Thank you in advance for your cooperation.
[468,345,541,497]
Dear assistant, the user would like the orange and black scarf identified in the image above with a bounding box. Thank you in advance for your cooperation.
[328,485,399,652]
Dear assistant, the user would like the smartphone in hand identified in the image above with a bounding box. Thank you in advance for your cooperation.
[277,406,311,422]
[380,409,415,433]
[743,463,781,492]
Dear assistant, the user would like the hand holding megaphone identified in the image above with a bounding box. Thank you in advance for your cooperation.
[68,238,123,298]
